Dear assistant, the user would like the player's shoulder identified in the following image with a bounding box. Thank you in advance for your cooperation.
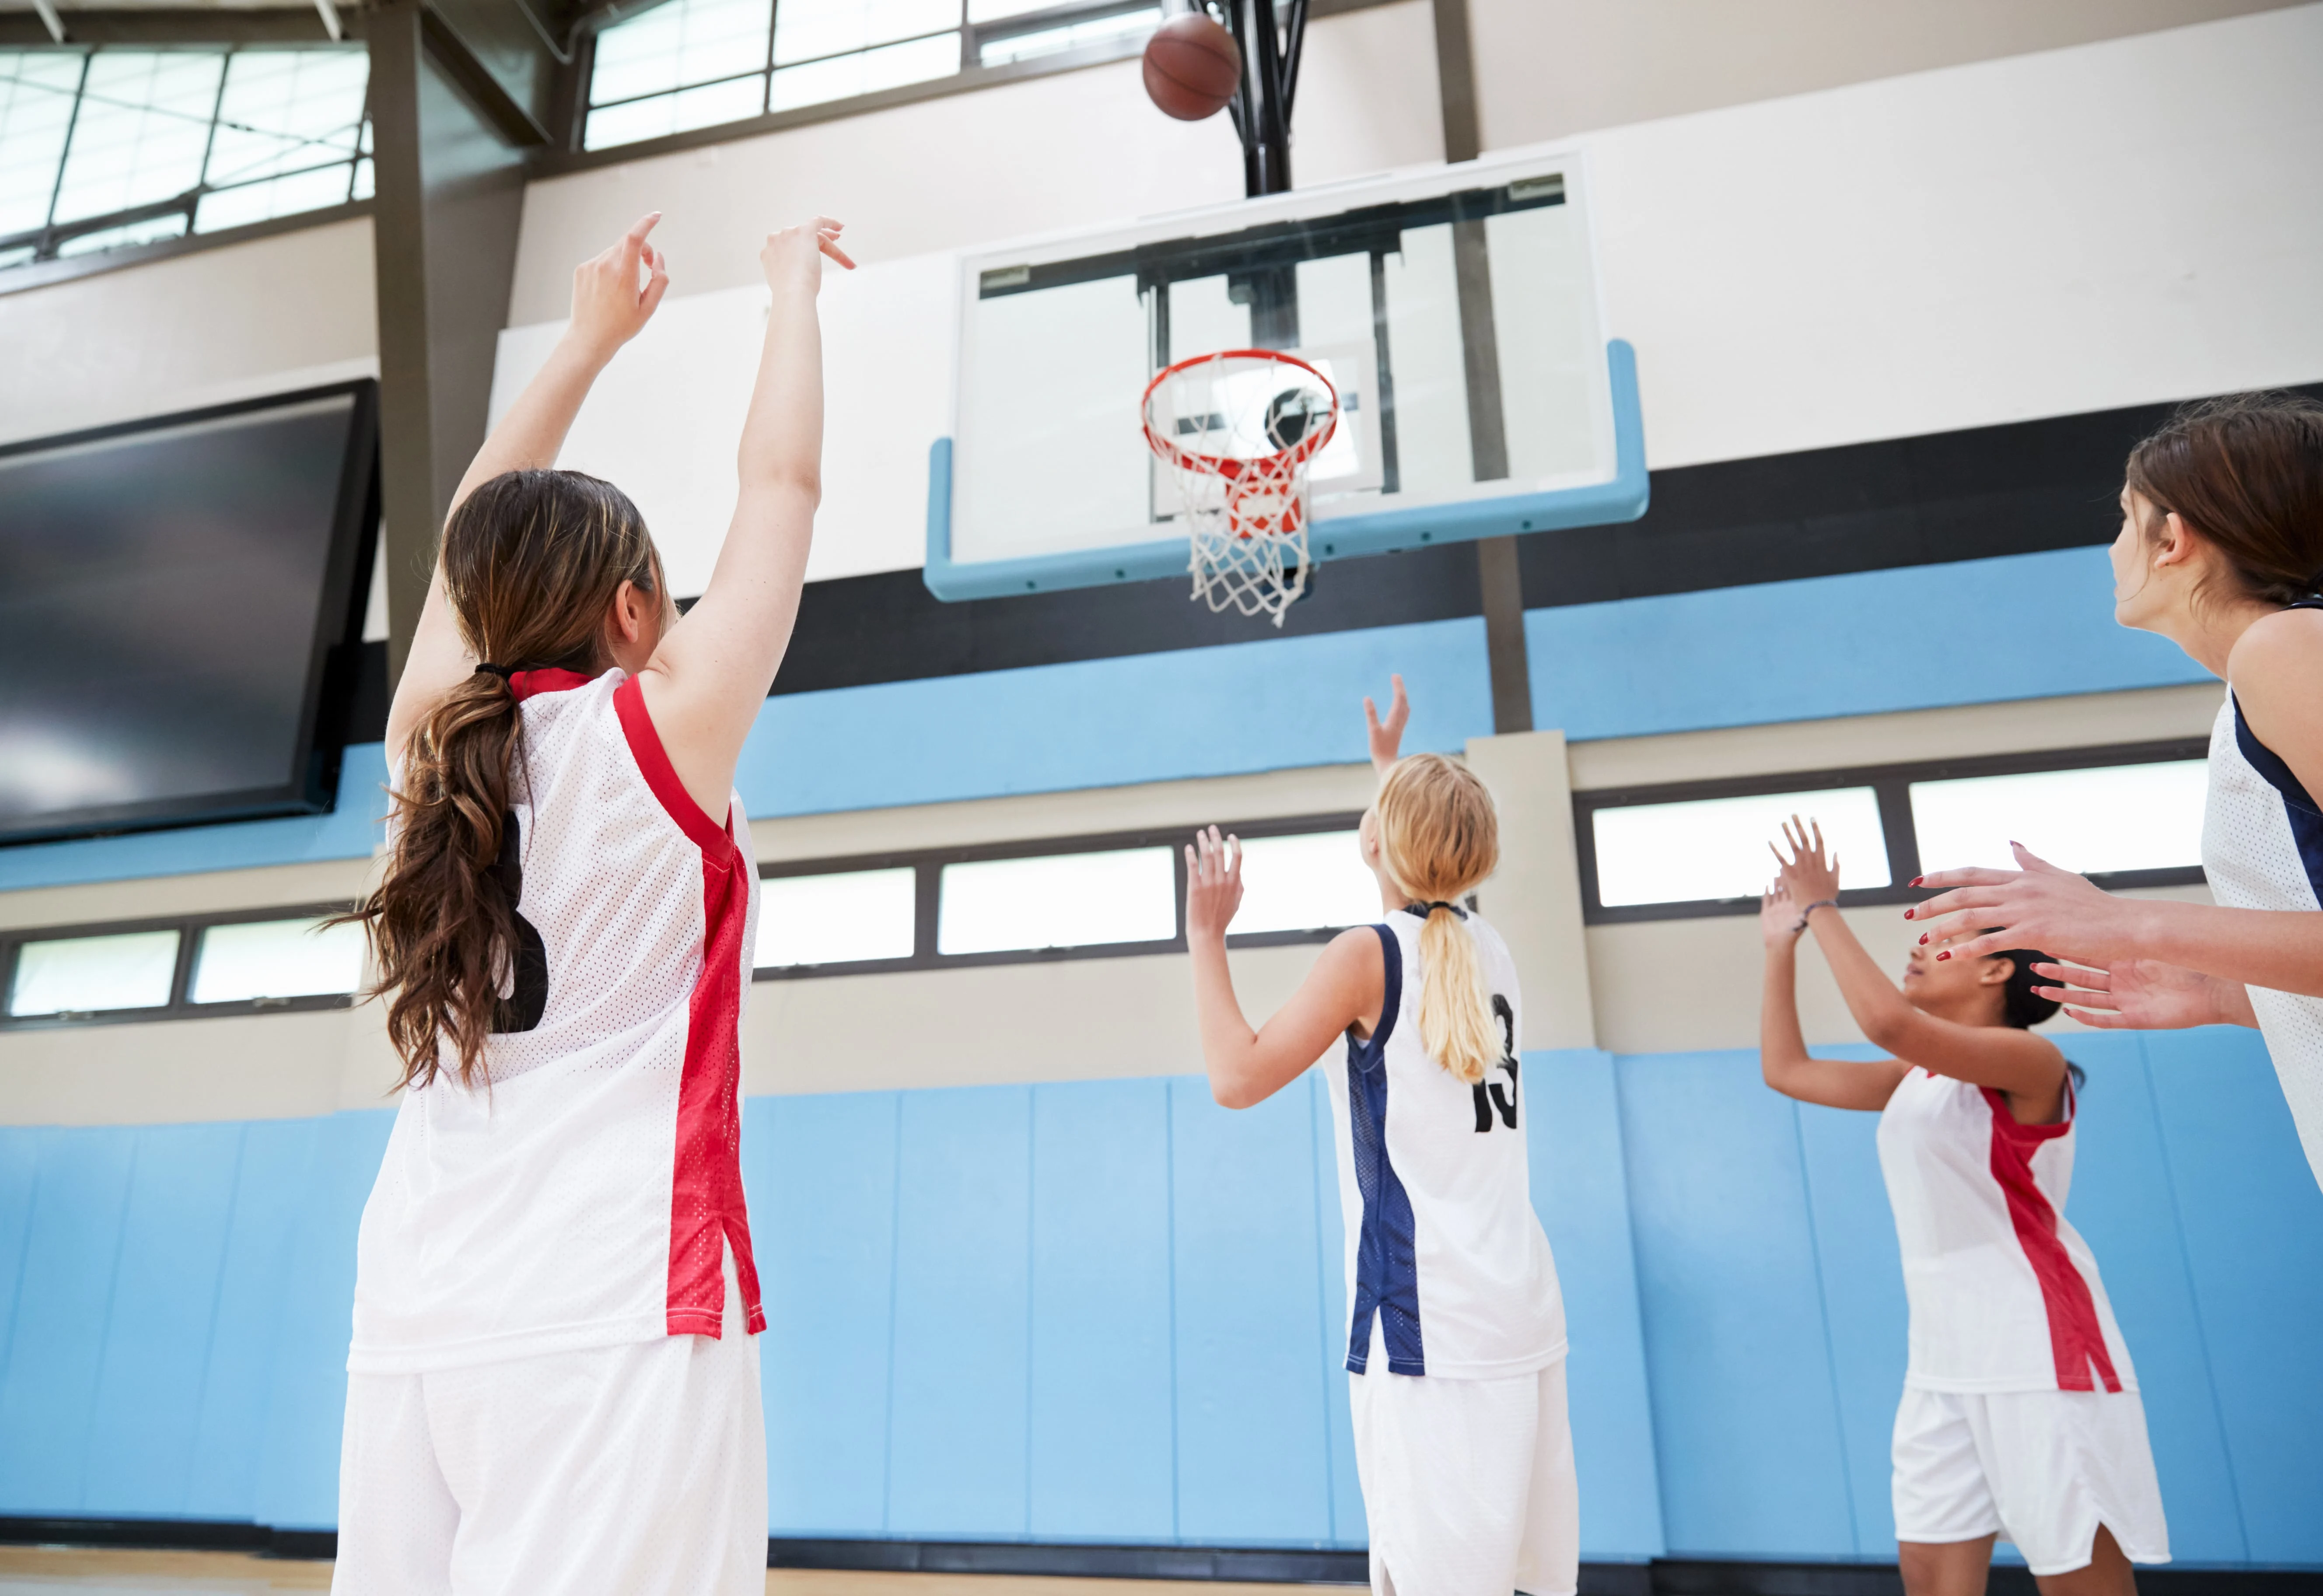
[2229,606,2323,750]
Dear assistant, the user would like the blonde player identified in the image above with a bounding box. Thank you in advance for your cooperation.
[1761,819,2166,1595]
[329,212,852,1595]
[1186,678,1574,1596]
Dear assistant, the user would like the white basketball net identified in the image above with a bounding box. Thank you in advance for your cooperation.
[1142,350,1340,627]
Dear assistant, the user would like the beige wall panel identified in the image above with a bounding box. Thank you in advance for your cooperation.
[1469,0,2308,151]
[1464,730,1595,1049]
[508,3,1441,325]
[0,217,378,446]
[0,1009,358,1127]
[0,858,379,934]
[749,762,1378,861]
[1587,883,2215,1055]
[1567,684,2224,793]
[743,943,1327,1096]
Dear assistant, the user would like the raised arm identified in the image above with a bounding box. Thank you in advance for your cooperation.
[1186,826,1385,1109]
[1775,819,2064,1116]
[1364,673,1408,781]
[385,214,672,763]
[634,219,854,822]
[1759,879,1910,1111]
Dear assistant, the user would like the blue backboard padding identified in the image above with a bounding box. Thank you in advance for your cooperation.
[0,744,389,893]
[1527,547,2213,741]
[732,616,1491,818]
[0,1033,2316,1561]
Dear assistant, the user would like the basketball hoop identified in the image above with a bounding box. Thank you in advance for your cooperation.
[1141,349,1340,627]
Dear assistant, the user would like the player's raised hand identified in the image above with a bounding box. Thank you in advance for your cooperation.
[570,212,670,359]
[1364,674,1410,777]
[2028,956,2256,1030]
[760,217,855,295]
[1184,825,1244,942]
[1768,815,1841,905]
[1909,843,2137,964]
[1760,881,1803,949]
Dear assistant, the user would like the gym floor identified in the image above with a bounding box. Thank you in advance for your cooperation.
[0,1547,1325,1595]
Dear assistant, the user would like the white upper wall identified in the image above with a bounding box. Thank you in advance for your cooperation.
[0,217,378,447]
[1469,0,2310,150]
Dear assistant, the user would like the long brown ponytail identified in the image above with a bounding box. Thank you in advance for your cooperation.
[1373,754,1501,1084]
[349,469,661,1090]
[2126,391,2323,606]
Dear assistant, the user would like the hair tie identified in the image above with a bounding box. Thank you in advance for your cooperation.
[474,663,517,682]
[1406,900,1467,920]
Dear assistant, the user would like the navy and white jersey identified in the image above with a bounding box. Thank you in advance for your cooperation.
[2203,657,2323,1188]
[1322,909,1567,1379]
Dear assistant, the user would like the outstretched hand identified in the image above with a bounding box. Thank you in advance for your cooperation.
[1768,815,1842,906]
[2028,956,2255,1030]
[1909,842,2138,964]
[761,216,855,294]
[1760,879,1804,949]
[1364,674,1410,777]
[1185,825,1244,942]
[570,212,671,359]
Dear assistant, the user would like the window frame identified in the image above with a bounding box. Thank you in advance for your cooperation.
[0,39,374,276]
[1573,738,2212,925]
[0,902,363,1030]
[754,809,1369,979]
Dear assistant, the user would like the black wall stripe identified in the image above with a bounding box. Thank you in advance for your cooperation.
[341,380,2321,742]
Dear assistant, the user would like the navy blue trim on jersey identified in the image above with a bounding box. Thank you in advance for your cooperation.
[1345,922,1426,1376]
[2231,690,2323,903]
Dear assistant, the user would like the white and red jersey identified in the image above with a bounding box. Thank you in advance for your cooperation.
[1876,1067,2135,1395]
[1323,909,1567,1380]
[348,667,763,1375]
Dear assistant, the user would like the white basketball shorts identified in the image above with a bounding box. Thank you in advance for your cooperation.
[331,1249,766,1596]
[1348,1351,1577,1596]
[1891,1384,2169,1575]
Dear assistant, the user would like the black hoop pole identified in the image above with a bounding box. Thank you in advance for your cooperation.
[1210,0,1303,196]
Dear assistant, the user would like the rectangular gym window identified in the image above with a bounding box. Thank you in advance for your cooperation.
[1591,787,1892,910]
[976,3,1162,66]
[1910,761,2208,878]
[1227,830,1379,937]
[756,867,918,968]
[6,929,181,1017]
[0,45,370,272]
[188,917,366,1005]
[937,847,1177,955]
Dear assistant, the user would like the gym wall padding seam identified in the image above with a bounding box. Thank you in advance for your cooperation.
[1,1034,2316,1565]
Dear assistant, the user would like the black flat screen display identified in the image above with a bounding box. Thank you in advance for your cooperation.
[0,382,376,845]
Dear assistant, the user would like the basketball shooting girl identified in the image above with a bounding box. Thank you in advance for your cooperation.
[1186,678,1575,1596]
[330,212,852,1595]
[1910,395,2323,1188]
[1760,819,2167,1595]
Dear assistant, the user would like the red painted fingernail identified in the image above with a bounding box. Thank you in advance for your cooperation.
[1936,951,1951,961]
[1910,876,1924,887]
[1919,934,1928,945]
[1903,908,1915,919]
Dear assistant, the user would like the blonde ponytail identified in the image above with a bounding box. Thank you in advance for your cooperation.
[1374,755,1501,1084]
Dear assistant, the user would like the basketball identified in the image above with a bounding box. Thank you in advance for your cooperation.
[1143,12,1241,121]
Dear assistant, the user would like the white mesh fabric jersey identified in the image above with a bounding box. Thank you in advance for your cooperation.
[350,668,763,1374]
[1877,1068,2138,1395]
[1322,909,1567,1381]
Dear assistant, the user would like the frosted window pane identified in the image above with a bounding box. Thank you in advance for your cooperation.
[585,73,765,148]
[939,847,1174,954]
[0,51,84,237]
[756,868,916,966]
[203,48,367,190]
[191,917,364,1003]
[592,0,773,105]
[51,51,225,224]
[1910,762,2208,878]
[196,160,352,231]
[1593,788,1890,908]
[350,154,373,200]
[980,6,1158,64]
[54,209,186,256]
[770,30,958,108]
[9,930,179,1015]
[967,0,1062,20]
[1229,831,1378,935]
[0,243,33,269]
[776,0,959,65]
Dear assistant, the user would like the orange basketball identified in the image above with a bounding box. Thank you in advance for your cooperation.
[1143,12,1242,122]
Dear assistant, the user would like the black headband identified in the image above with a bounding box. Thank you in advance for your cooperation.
[1405,900,1467,920]
[474,663,517,681]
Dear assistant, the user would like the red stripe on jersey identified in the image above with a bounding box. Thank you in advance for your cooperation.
[509,668,595,702]
[615,675,766,1340]
[1980,1086,2119,1393]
